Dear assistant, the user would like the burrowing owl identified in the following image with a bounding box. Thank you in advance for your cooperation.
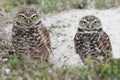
[12,8,52,62]
[74,15,112,63]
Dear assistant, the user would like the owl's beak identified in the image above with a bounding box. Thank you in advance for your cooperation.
[26,19,32,24]
[88,25,92,29]
[27,20,30,24]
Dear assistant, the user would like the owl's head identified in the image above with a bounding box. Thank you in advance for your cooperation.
[79,15,102,32]
[15,8,40,26]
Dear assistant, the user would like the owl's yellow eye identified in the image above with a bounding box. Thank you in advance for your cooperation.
[93,21,99,25]
[32,15,37,19]
[20,15,26,19]
[81,21,87,25]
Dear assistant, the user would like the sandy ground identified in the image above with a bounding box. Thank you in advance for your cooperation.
[2,8,120,67]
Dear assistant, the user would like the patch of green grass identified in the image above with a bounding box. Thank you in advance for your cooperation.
[94,0,120,9]
[96,59,120,79]
[94,0,107,9]
[1,0,120,14]
[114,0,120,7]
[0,0,85,13]
[0,53,120,80]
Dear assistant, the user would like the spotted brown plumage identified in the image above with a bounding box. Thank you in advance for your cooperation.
[12,8,52,62]
[74,15,112,64]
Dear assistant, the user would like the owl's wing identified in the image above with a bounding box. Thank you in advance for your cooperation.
[99,31,112,56]
[74,32,82,54]
[40,23,52,54]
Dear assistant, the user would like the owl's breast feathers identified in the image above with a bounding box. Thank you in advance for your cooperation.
[12,27,38,38]
[74,31,112,62]
[12,22,52,59]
